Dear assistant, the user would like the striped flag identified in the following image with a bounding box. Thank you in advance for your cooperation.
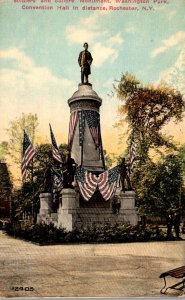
[75,166,98,201]
[128,138,137,171]
[97,166,120,201]
[21,131,36,183]
[49,124,62,163]
[51,167,63,191]
[85,110,100,148]
[68,111,79,150]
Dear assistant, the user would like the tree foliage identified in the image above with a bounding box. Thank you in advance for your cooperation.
[0,163,13,200]
[103,150,120,169]
[115,73,185,159]
[6,113,39,165]
[0,141,9,163]
[131,155,183,216]
[178,143,185,181]
[12,143,68,219]
[115,73,185,215]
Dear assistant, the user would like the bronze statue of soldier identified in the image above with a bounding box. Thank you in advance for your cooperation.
[63,151,76,189]
[78,42,93,85]
[119,157,132,191]
[43,163,53,193]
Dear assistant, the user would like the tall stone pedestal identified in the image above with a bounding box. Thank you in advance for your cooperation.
[119,190,138,226]
[58,189,79,231]
[68,84,105,172]
[37,192,52,223]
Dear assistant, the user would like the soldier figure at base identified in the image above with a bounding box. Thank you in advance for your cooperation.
[63,151,76,189]
[120,157,132,191]
[78,42,93,84]
[43,163,52,193]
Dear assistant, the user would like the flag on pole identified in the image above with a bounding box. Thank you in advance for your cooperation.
[49,124,62,163]
[21,131,36,183]
[68,111,79,150]
[75,166,98,201]
[97,166,120,201]
[128,138,137,171]
[51,167,63,191]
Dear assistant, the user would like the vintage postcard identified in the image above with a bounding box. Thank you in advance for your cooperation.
[0,0,185,298]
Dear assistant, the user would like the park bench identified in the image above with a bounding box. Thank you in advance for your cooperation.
[160,266,185,294]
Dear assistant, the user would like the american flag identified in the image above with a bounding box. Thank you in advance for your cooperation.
[79,111,86,146]
[21,130,36,183]
[68,111,79,150]
[51,167,63,191]
[85,110,99,148]
[75,166,98,201]
[97,166,120,201]
[49,124,62,163]
[128,138,137,171]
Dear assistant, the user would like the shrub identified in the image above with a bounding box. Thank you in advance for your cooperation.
[3,221,173,244]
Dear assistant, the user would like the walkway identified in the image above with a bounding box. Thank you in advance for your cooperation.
[0,231,184,297]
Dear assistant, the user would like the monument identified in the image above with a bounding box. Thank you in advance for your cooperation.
[38,43,138,230]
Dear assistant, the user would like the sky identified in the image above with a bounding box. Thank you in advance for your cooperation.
[0,0,185,157]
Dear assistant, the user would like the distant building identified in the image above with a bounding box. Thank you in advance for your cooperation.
[0,162,13,219]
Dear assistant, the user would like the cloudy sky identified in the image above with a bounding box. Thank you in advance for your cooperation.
[0,0,185,155]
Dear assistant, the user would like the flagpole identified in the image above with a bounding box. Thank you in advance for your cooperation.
[80,111,84,167]
[31,158,34,222]
[99,122,105,170]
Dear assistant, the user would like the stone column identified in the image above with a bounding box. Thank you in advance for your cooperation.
[68,84,105,172]
[58,189,79,231]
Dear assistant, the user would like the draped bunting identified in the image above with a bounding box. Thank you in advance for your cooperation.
[68,110,100,150]
[75,165,120,201]
[85,110,100,148]
[75,166,98,201]
[68,111,79,150]
[97,166,120,201]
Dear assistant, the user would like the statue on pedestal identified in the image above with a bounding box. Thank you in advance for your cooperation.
[119,157,132,191]
[63,151,76,189]
[78,42,93,85]
[43,163,52,193]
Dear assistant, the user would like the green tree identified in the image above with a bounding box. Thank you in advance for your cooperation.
[6,113,39,165]
[115,73,184,160]
[103,150,119,170]
[131,155,183,216]
[0,163,13,218]
[12,143,68,220]
[58,143,68,162]
[178,144,185,181]
[115,73,185,215]
[0,141,8,163]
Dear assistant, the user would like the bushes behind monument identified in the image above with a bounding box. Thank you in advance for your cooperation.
[3,221,174,244]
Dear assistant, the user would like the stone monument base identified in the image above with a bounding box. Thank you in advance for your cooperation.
[37,189,138,230]
[37,192,52,224]
[37,189,138,231]
[58,188,79,231]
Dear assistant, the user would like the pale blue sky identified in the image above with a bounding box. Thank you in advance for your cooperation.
[0,0,185,154]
